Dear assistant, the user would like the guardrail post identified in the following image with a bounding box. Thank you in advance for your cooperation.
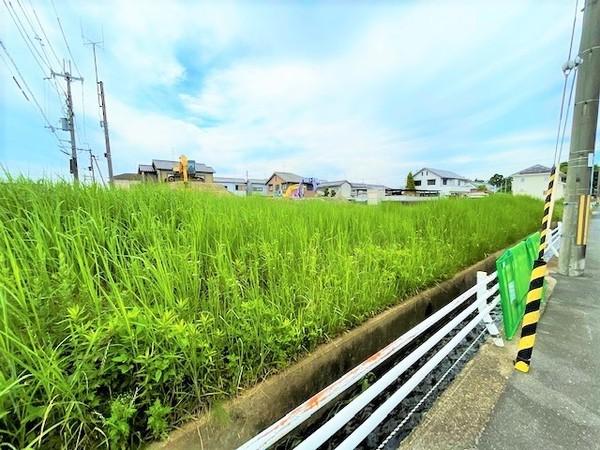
[477,271,504,347]
[545,222,563,260]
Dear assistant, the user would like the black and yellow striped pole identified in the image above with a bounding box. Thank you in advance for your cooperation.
[514,166,556,373]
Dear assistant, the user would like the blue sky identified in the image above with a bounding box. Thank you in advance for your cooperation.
[0,0,585,185]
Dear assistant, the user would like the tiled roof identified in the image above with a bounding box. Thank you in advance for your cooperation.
[417,168,468,180]
[513,164,552,175]
[268,171,304,183]
[152,159,178,171]
[138,164,155,173]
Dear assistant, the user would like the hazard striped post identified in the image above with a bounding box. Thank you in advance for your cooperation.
[514,166,556,373]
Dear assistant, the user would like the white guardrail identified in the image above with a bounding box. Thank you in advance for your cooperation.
[544,222,562,261]
[238,225,562,450]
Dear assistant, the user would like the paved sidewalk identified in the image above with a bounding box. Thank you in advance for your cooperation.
[477,213,600,450]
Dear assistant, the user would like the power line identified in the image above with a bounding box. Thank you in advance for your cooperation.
[552,0,581,167]
[0,51,30,101]
[50,0,82,78]
[3,0,66,101]
[0,39,70,156]
[92,153,106,186]
[14,0,53,69]
[557,67,578,166]
[3,0,49,75]
[26,0,61,68]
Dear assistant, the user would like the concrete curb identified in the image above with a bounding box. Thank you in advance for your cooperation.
[148,250,507,450]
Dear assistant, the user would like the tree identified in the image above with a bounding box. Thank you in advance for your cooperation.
[406,172,416,190]
[488,173,512,193]
[323,187,330,197]
[488,173,504,188]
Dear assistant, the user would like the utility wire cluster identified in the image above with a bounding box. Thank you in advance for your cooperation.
[0,0,105,183]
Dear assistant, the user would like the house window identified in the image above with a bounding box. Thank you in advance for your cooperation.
[427,179,436,186]
[424,170,428,175]
[443,179,447,185]
[252,186,263,192]
[414,180,422,186]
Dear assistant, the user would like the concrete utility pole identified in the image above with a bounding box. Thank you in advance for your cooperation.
[86,149,96,183]
[52,67,83,182]
[559,0,600,276]
[98,80,114,185]
[596,166,600,199]
[86,41,114,185]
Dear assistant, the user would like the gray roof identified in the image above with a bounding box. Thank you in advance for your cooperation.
[214,177,246,184]
[350,182,388,189]
[150,159,214,173]
[513,164,552,175]
[152,159,179,171]
[317,180,351,189]
[195,163,215,174]
[267,171,304,183]
[417,167,469,180]
[138,164,155,173]
[215,177,267,184]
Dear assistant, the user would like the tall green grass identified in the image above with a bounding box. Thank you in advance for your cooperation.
[0,180,543,448]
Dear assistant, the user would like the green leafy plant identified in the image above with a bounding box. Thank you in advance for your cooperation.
[106,395,137,450]
[147,399,171,440]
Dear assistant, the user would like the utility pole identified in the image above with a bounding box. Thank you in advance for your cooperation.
[86,149,96,183]
[595,165,600,199]
[559,0,600,276]
[98,80,114,184]
[86,40,114,185]
[52,65,83,182]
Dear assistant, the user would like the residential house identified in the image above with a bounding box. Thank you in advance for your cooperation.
[316,180,352,199]
[138,159,215,183]
[350,183,387,201]
[266,172,316,196]
[471,180,497,193]
[413,168,472,196]
[512,165,566,200]
[213,177,268,196]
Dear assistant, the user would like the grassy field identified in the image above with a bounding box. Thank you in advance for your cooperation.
[0,180,544,448]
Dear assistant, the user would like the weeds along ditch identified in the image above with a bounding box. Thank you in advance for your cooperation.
[0,180,544,449]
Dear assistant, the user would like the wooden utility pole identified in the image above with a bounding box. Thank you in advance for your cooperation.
[52,66,83,182]
[559,0,600,276]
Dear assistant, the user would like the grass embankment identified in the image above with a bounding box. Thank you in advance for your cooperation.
[0,181,544,448]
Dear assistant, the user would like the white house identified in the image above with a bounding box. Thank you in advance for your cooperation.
[315,180,387,201]
[511,165,565,200]
[316,180,352,199]
[412,168,473,196]
[351,183,387,201]
[213,177,268,196]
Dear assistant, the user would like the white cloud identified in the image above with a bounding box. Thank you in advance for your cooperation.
[1,0,582,185]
